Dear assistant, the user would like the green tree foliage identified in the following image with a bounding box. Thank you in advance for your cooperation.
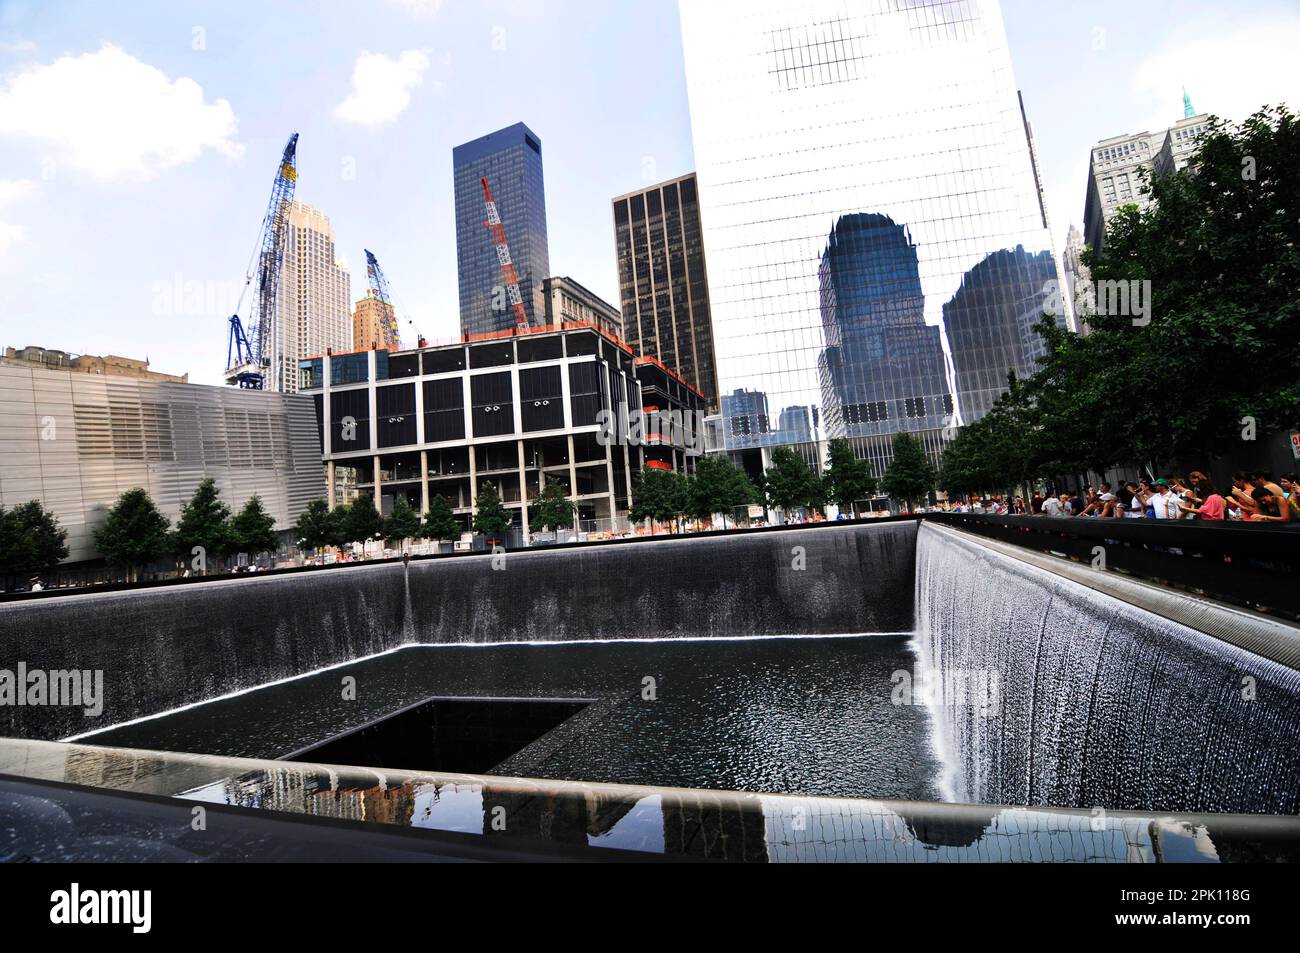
[472,482,512,540]
[689,455,757,528]
[529,480,576,533]
[295,499,341,552]
[173,478,233,568]
[343,494,386,545]
[93,488,171,580]
[881,432,937,512]
[822,439,877,516]
[0,500,70,579]
[384,496,423,547]
[229,495,279,557]
[422,494,462,542]
[762,447,824,515]
[940,106,1300,488]
[630,467,682,533]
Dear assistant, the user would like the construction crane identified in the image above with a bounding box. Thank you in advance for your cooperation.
[225,133,299,389]
[363,249,402,350]
[480,175,531,330]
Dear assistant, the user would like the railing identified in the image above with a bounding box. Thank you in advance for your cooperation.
[927,513,1300,616]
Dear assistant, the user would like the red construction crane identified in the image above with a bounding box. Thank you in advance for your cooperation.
[480,175,531,330]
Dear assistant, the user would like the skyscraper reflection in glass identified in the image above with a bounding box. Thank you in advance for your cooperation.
[679,0,1066,469]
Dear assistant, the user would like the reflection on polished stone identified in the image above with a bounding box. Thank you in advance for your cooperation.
[3,739,1297,863]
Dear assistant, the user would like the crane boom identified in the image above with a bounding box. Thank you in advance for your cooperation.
[480,175,531,330]
[225,133,299,389]
[363,249,402,350]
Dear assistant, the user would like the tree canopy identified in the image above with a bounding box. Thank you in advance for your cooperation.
[529,480,576,533]
[343,494,386,545]
[762,447,824,515]
[0,500,69,579]
[384,496,423,547]
[173,478,233,564]
[472,482,512,539]
[822,438,877,515]
[93,488,170,579]
[422,494,461,542]
[940,105,1300,491]
[881,432,937,512]
[229,495,279,557]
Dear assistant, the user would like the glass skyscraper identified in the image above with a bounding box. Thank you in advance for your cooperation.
[453,123,550,337]
[679,0,1065,470]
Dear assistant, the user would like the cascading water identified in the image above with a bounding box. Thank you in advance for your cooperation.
[914,523,1300,815]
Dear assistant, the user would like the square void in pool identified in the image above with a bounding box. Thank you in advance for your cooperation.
[280,696,591,775]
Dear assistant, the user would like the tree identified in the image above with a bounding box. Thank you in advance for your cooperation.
[881,432,937,513]
[342,494,386,546]
[689,455,757,528]
[823,439,877,516]
[93,488,170,581]
[529,480,576,533]
[472,482,512,541]
[229,496,279,558]
[0,501,69,580]
[295,499,341,552]
[384,496,423,548]
[762,447,823,516]
[173,478,233,571]
[630,467,679,533]
[422,495,461,543]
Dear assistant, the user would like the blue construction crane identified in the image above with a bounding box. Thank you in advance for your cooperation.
[225,133,299,389]
[363,249,402,350]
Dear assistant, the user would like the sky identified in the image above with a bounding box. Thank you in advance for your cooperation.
[1,0,1297,386]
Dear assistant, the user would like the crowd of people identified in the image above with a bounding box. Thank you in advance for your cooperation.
[951,471,1297,523]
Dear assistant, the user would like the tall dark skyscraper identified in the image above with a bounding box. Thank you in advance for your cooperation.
[612,173,719,411]
[453,123,550,337]
[944,247,1061,423]
[817,214,952,441]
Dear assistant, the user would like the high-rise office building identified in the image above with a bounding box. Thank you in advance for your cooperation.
[541,276,623,341]
[817,214,951,442]
[271,201,351,394]
[453,123,550,337]
[679,0,1063,474]
[1083,96,1211,253]
[943,246,1059,422]
[352,294,396,352]
[1061,224,1094,336]
[612,173,719,411]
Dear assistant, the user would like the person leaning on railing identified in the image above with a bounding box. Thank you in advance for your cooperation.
[1178,472,1227,521]
[1244,471,1293,523]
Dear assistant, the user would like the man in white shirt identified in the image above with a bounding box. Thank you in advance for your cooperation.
[1149,480,1180,520]
[1042,495,1064,517]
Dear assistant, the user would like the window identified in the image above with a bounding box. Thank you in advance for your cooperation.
[519,365,564,432]
[569,362,605,427]
[424,378,465,442]
[376,383,417,448]
[471,372,514,437]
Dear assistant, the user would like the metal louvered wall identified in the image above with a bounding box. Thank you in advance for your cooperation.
[0,364,325,563]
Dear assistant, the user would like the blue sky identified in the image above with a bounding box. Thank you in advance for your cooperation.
[1,0,1296,385]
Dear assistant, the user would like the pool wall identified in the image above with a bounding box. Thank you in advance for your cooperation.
[0,521,917,740]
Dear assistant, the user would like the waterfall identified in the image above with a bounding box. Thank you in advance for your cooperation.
[914,523,1300,815]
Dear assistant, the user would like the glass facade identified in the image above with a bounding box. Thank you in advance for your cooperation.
[613,174,719,411]
[453,123,550,337]
[679,0,1065,458]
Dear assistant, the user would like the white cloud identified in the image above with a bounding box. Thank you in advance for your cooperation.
[0,43,242,181]
[0,178,37,253]
[335,49,431,126]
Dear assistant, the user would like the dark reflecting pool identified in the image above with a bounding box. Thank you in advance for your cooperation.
[83,635,941,802]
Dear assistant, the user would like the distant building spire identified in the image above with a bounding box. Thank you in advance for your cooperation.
[1183,87,1195,119]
